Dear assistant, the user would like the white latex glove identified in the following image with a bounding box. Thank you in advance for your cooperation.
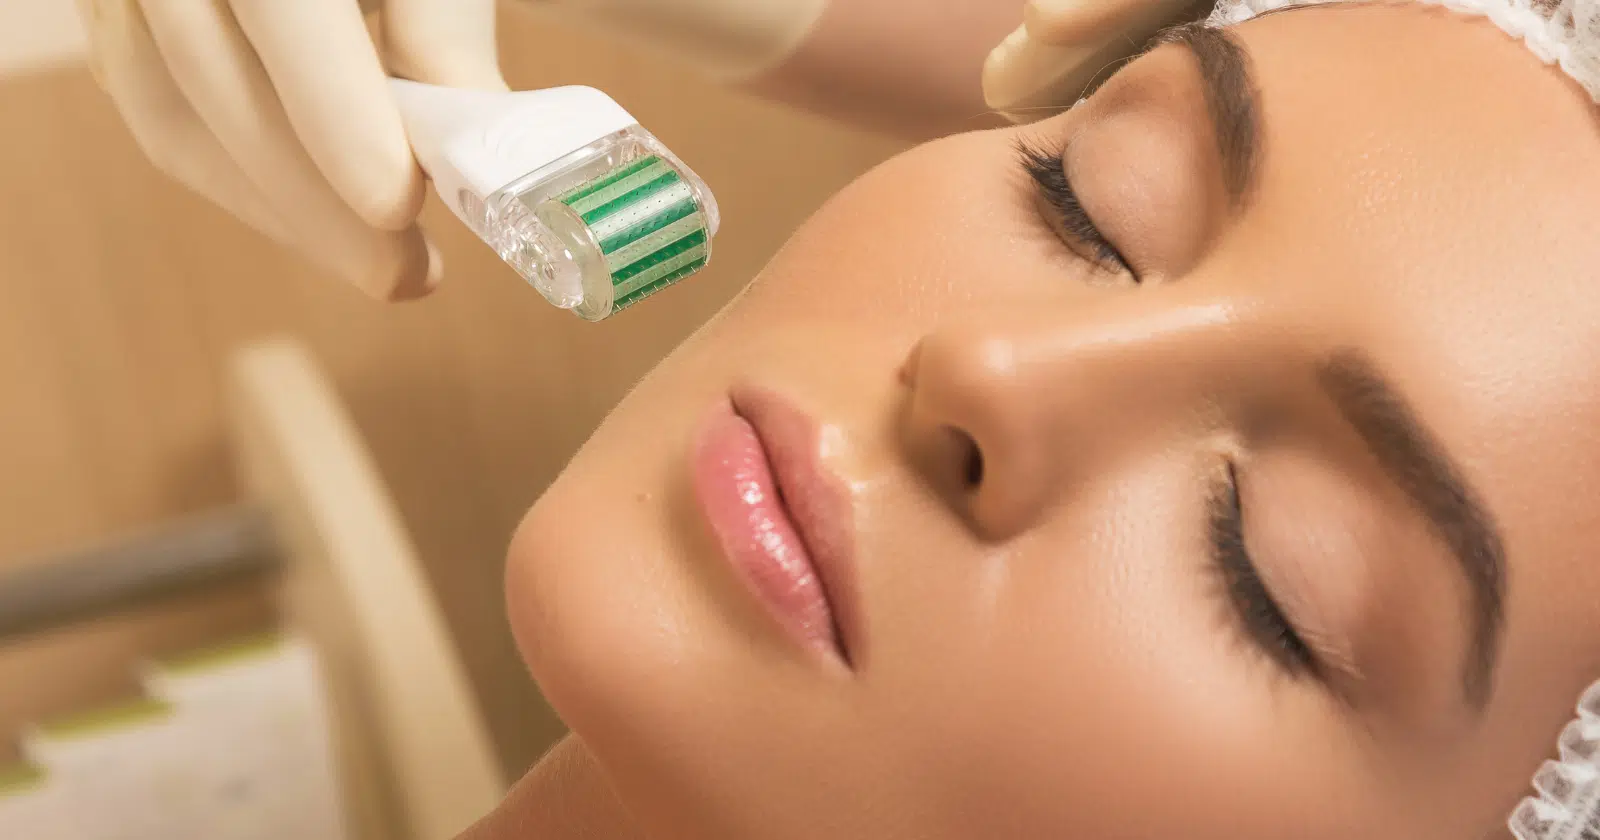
[76,0,506,300]
[983,0,1207,123]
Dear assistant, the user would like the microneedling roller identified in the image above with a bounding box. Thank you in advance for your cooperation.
[391,80,719,321]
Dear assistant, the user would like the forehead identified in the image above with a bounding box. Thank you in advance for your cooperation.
[1224,6,1600,336]
[1214,5,1600,404]
[1221,4,1600,305]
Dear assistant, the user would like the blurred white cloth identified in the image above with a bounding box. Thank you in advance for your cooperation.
[0,637,346,840]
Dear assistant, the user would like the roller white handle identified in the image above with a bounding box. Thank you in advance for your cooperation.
[388,79,637,227]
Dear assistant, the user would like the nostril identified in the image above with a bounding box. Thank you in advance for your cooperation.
[956,430,984,489]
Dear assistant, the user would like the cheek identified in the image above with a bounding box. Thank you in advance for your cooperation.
[727,130,1080,331]
[856,456,1377,838]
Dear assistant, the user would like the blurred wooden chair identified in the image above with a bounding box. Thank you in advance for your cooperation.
[0,338,506,840]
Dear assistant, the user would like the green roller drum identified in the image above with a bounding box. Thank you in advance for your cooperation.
[555,154,712,316]
[479,124,719,321]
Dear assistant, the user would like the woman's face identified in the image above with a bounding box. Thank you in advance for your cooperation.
[506,6,1600,839]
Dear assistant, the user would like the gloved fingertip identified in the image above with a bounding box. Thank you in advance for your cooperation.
[386,236,443,302]
[982,26,1021,103]
[982,25,1046,119]
[982,23,1097,123]
[425,236,444,287]
[342,230,435,302]
[354,161,430,233]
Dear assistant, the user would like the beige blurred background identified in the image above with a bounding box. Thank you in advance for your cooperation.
[0,0,900,777]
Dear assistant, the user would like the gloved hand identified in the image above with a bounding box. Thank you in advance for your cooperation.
[983,0,1208,123]
[75,0,506,300]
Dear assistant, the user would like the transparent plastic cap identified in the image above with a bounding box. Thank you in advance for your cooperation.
[1510,680,1600,840]
[458,125,720,321]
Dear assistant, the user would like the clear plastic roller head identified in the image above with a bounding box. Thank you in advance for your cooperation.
[1510,681,1600,840]
[460,125,720,322]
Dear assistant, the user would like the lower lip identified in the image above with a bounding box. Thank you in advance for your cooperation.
[691,400,841,659]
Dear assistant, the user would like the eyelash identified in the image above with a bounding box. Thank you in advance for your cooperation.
[1209,462,1317,678]
[1017,142,1136,279]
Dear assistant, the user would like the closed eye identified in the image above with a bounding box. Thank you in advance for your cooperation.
[1017,141,1137,281]
[1210,461,1317,678]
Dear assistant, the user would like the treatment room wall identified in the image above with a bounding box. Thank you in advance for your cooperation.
[0,3,900,774]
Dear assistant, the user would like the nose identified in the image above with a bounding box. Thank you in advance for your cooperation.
[898,295,1273,540]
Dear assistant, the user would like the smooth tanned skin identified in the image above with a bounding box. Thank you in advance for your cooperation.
[485,6,1600,839]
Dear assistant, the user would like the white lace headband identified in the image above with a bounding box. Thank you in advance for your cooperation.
[1507,680,1600,839]
[1207,0,1600,102]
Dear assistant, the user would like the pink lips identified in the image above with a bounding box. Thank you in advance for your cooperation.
[690,388,858,666]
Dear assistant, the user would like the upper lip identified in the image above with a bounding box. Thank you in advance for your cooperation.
[730,385,863,668]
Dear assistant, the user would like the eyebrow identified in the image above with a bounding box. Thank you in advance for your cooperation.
[1153,24,1263,206]
[1315,350,1508,709]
